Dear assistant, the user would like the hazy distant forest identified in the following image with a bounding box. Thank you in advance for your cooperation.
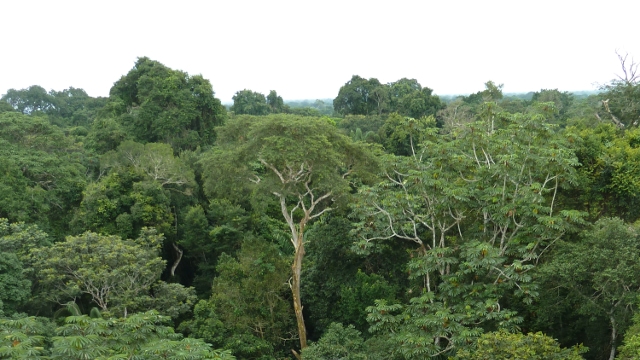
[1,55,640,360]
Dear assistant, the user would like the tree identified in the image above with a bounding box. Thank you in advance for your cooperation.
[180,238,295,359]
[201,114,378,354]
[452,330,586,360]
[438,98,474,132]
[0,253,30,316]
[302,215,407,335]
[563,124,640,222]
[540,218,640,360]
[73,140,195,264]
[0,85,56,115]
[230,89,271,115]
[108,57,226,151]
[377,114,436,156]
[532,89,574,125]
[0,219,51,314]
[598,52,640,129]
[267,90,286,113]
[301,323,367,360]
[461,81,505,110]
[30,229,196,318]
[388,78,444,119]
[178,200,250,296]
[85,117,129,154]
[1,311,235,359]
[370,86,389,116]
[352,107,583,358]
[0,316,51,359]
[0,112,87,238]
[48,87,108,127]
[333,76,382,116]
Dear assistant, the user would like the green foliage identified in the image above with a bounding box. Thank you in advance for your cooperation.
[352,108,583,357]
[339,115,387,139]
[532,89,574,125]
[617,299,640,359]
[334,76,443,118]
[302,323,367,360]
[0,316,52,359]
[178,201,249,296]
[266,90,286,113]
[72,170,174,239]
[303,215,408,335]
[0,219,51,314]
[565,124,640,222]
[102,141,195,189]
[452,330,586,359]
[334,75,383,116]
[108,57,226,151]
[85,117,129,154]
[180,238,294,359]
[1,311,233,359]
[598,55,640,129]
[285,99,334,116]
[1,85,56,115]
[378,114,437,156]
[30,229,195,318]
[539,218,640,359]
[0,101,15,114]
[0,253,30,316]
[462,81,504,107]
[0,112,87,238]
[48,87,108,127]
[230,89,271,115]
[336,270,397,333]
[73,140,194,240]
[201,114,379,215]
[388,78,444,119]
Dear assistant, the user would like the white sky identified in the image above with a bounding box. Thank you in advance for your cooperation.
[2,0,639,103]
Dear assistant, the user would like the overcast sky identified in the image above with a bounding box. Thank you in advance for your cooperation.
[2,0,639,103]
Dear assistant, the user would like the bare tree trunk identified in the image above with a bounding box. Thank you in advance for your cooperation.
[609,315,617,360]
[292,237,307,351]
[170,242,183,277]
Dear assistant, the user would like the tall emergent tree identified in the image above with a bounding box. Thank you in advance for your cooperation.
[333,76,443,118]
[230,89,271,115]
[333,75,383,116]
[107,57,226,151]
[201,114,377,354]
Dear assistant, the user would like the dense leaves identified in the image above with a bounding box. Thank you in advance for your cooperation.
[108,57,226,151]
[4,55,640,360]
[30,229,196,318]
[452,330,586,359]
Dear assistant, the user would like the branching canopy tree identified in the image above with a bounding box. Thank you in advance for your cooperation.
[352,104,583,358]
[30,228,196,318]
[201,114,378,354]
